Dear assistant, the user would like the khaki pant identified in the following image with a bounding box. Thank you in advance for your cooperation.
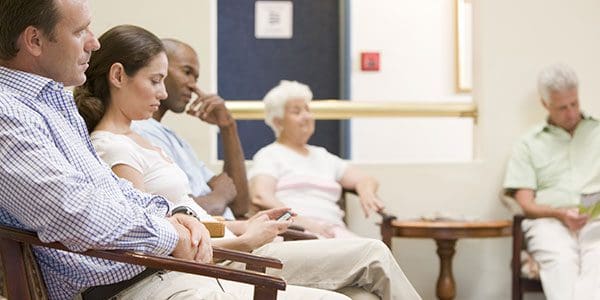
[243,238,421,300]
[115,238,421,300]
[524,218,600,300]
[115,271,349,299]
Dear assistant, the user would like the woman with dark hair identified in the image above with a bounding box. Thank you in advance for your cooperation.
[75,25,297,253]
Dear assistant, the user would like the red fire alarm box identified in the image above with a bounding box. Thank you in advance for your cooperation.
[361,52,380,71]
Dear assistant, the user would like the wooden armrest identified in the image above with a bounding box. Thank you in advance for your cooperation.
[0,225,286,292]
[213,246,282,272]
[378,210,397,223]
[287,224,305,232]
[343,188,358,196]
[279,228,318,241]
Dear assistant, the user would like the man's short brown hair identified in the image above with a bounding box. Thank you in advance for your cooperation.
[0,0,60,60]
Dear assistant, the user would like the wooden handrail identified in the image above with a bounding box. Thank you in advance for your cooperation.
[225,100,477,120]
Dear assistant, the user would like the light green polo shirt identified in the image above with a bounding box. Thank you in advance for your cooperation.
[503,116,600,208]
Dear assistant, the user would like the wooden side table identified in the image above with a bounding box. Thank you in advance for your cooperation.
[380,216,512,300]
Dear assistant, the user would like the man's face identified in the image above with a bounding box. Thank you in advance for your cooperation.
[544,87,581,133]
[163,45,200,113]
[37,0,100,86]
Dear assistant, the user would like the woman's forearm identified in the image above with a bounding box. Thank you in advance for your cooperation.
[212,237,253,253]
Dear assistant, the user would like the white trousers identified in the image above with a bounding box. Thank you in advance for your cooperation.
[523,218,600,300]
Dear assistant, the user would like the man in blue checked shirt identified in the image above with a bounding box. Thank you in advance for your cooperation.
[0,0,214,298]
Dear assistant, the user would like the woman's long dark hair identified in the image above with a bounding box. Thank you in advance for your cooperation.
[74,24,165,133]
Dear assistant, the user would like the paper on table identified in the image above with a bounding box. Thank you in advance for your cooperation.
[420,212,479,222]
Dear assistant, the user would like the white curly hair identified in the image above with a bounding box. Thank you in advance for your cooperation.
[263,80,313,137]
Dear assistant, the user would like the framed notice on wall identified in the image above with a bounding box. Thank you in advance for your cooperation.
[255,1,293,39]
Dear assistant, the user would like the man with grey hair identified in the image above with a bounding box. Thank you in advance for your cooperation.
[504,63,600,299]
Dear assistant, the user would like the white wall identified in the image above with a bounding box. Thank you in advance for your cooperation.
[90,1,600,299]
[350,0,473,162]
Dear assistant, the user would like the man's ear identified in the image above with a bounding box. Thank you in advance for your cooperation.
[108,63,126,88]
[19,26,45,57]
[540,98,549,110]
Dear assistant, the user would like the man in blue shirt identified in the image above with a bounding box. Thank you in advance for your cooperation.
[132,39,249,220]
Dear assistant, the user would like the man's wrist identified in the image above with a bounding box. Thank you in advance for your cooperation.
[171,206,199,219]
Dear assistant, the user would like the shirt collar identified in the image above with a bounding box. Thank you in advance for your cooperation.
[139,118,174,133]
[0,66,61,100]
[540,113,595,133]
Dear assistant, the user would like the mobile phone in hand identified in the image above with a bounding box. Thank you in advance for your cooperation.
[276,211,293,221]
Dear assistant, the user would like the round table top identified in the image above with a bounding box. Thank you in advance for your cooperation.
[389,219,512,240]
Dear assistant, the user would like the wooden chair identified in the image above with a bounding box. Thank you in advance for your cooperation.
[280,226,318,241]
[511,214,543,300]
[0,224,286,300]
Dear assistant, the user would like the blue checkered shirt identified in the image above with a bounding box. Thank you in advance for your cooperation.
[0,67,179,299]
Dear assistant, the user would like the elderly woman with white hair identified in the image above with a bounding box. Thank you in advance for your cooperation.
[248,80,385,238]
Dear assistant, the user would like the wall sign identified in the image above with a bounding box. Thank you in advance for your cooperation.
[255,1,293,39]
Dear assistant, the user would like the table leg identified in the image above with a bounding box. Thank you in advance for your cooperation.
[435,239,457,300]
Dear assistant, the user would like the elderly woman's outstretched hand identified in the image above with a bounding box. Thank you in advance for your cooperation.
[358,192,386,218]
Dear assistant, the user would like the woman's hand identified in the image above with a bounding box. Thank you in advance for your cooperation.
[294,216,336,239]
[357,190,385,218]
[250,207,295,222]
[240,213,291,250]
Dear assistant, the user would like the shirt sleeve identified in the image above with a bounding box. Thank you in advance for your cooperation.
[503,139,538,191]
[92,134,145,174]
[248,146,280,179]
[0,111,178,255]
[324,149,349,181]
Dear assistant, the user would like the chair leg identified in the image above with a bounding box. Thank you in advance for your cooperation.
[511,215,524,300]
[254,285,278,300]
[380,215,396,249]
[512,280,522,300]
[0,239,32,300]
